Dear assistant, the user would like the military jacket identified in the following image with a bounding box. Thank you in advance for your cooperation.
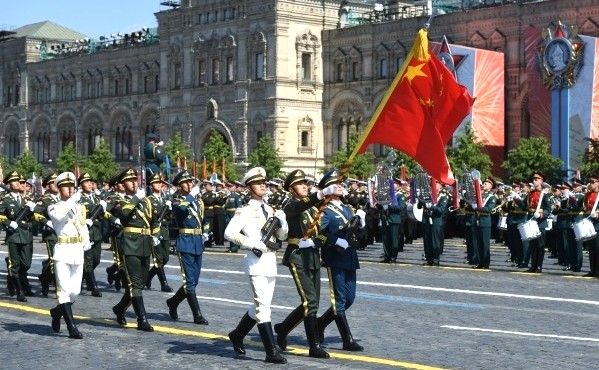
[282,192,323,269]
[319,200,360,271]
[80,191,106,242]
[148,192,171,241]
[111,194,153,256]
[0,191,47,244]
[172,193,204,254]
[475,192,497,227]
[423,194,449,226]
[225,191,242,215]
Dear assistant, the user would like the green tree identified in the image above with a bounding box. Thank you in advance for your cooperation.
[501,137,563,183]
[11,150,43,178]
[446,125,493,179]
[84,139,119,182]
[248,136,284,179]
[328,133,375,180]
[201,129,239,181]
[164,132,192,166]
[579,138,599,179]
[54,142,85,173]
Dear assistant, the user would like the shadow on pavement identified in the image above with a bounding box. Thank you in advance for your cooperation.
[2,322,56,337]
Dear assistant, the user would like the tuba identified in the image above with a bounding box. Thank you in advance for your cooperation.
[413,172,432,204]
[460,170,481,208]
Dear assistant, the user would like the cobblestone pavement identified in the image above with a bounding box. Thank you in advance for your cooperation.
[1,237,598,369]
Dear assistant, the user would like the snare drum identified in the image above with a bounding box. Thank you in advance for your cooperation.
[572,219,597,242]
[518,219,541,241]
[497,216,507,231]
[407,203,423,222]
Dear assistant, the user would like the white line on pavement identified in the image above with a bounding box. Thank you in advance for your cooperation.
[6,252,599,307]
[195,295,294,310]
[440,325,599,343]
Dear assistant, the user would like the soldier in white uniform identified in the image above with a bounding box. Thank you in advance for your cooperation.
[225,167,289,364]
[47,172,91,339]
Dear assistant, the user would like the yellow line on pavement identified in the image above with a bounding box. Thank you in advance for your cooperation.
[0,300,445,369]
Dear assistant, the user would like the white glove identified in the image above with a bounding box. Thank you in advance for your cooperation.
[165,200,172,210]
[274,209,287,228]
[94,189,102,196]
[69,191,82,204]
[335,238,349,249]
[342,188,349,197]
[152,236,161,246]
[134,188,146,200]
[86,219,93,227]
[356,209,366,228]
[190,185,201,197]
[8,221,18,230]
[99,200,107,211]
[322,184,338,196]
[157,141,164,146]
[533,211,541,219]
[298,239,315,249]
[83,242,92,251]
[45,220,54,230]
[202,233,210,242]
[169,187,177,195]
[114,218,122,226]
[425,202,432,209]
[26,201,37,212]
[252,241,268,252]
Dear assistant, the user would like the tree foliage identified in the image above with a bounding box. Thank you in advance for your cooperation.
[579,138,599,179]
[328,133,375,180]
[54,142,85,173]
[248,136,284,179]
[501,137,563,183]
[84,139,119,182]
[164,132,192,167]
[446,125,493,179]
[11,150,43,178]
[201,129,239,181]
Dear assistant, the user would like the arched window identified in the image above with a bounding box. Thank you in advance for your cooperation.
[6,123,20,159]
[34,130,51,162]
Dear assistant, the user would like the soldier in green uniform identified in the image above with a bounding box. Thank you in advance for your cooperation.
[212,179,227,245]
[421,179,450,266]
[0,171,48,301]
[473,177,497,269]
[274,170,329,358]
[225,182,242,252]
[111,168,154,332]
[381,179,407,263]
[201,180,216,247]
[38,173,59,296]
[145,172,173,292]
[568,179,586,272]
[79,173,107,297]
[105,176,125,291]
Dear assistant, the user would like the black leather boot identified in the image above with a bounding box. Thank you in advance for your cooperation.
[112,293,131,326]
[88,272,102,297]
[50,304,62,333]
[131,296,154,332]
[114,270,122,291]
[274,305,304,350]
[6,275,16,297]
[335,313,363,351]
[186,291,208,325]
[257,322,287,364]
[20,274,35,296]
[157,267,173,292]
[106,264,117,285]
[145,266,157,289]
[316,307,336,344]
[228,312,256,355]
[166,286,186,321]
[13,275,27,302]
[61,303,83,339]
[304,315,330,358]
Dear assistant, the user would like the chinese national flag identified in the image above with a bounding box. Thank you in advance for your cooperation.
[352,29,474,184]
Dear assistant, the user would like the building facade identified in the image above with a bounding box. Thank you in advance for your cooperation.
[2,0,599,176]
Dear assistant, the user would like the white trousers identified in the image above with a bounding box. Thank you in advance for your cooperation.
[54,260,83,304]
[248,275,276,324]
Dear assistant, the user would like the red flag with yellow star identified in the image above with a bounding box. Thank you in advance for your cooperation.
[350,29,474,184]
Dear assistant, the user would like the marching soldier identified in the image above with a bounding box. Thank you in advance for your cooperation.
[582,174,599,277]
[224,182,242,253]
[79,172,107,297]
[473,177,497,269]
[381,179,407,263]
[212,179,227,245]
[47,172,90,339]
[111,168,154,332]
[201,179,216,247]
[105,176,125,291]
[166,171,209,325]
[144,132,166,180]
[520,172,552,273]
[273,169,331,359]
[225,167,289,364]
[422,179,450,266]
[38,173,59,296]
[569,178,586,272]
[145,173,173,292]
[316,169,366,352]
[0,171,47,301]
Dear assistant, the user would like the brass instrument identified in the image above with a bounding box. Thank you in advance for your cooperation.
[413,172,432,204]
[373,151,396,208]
